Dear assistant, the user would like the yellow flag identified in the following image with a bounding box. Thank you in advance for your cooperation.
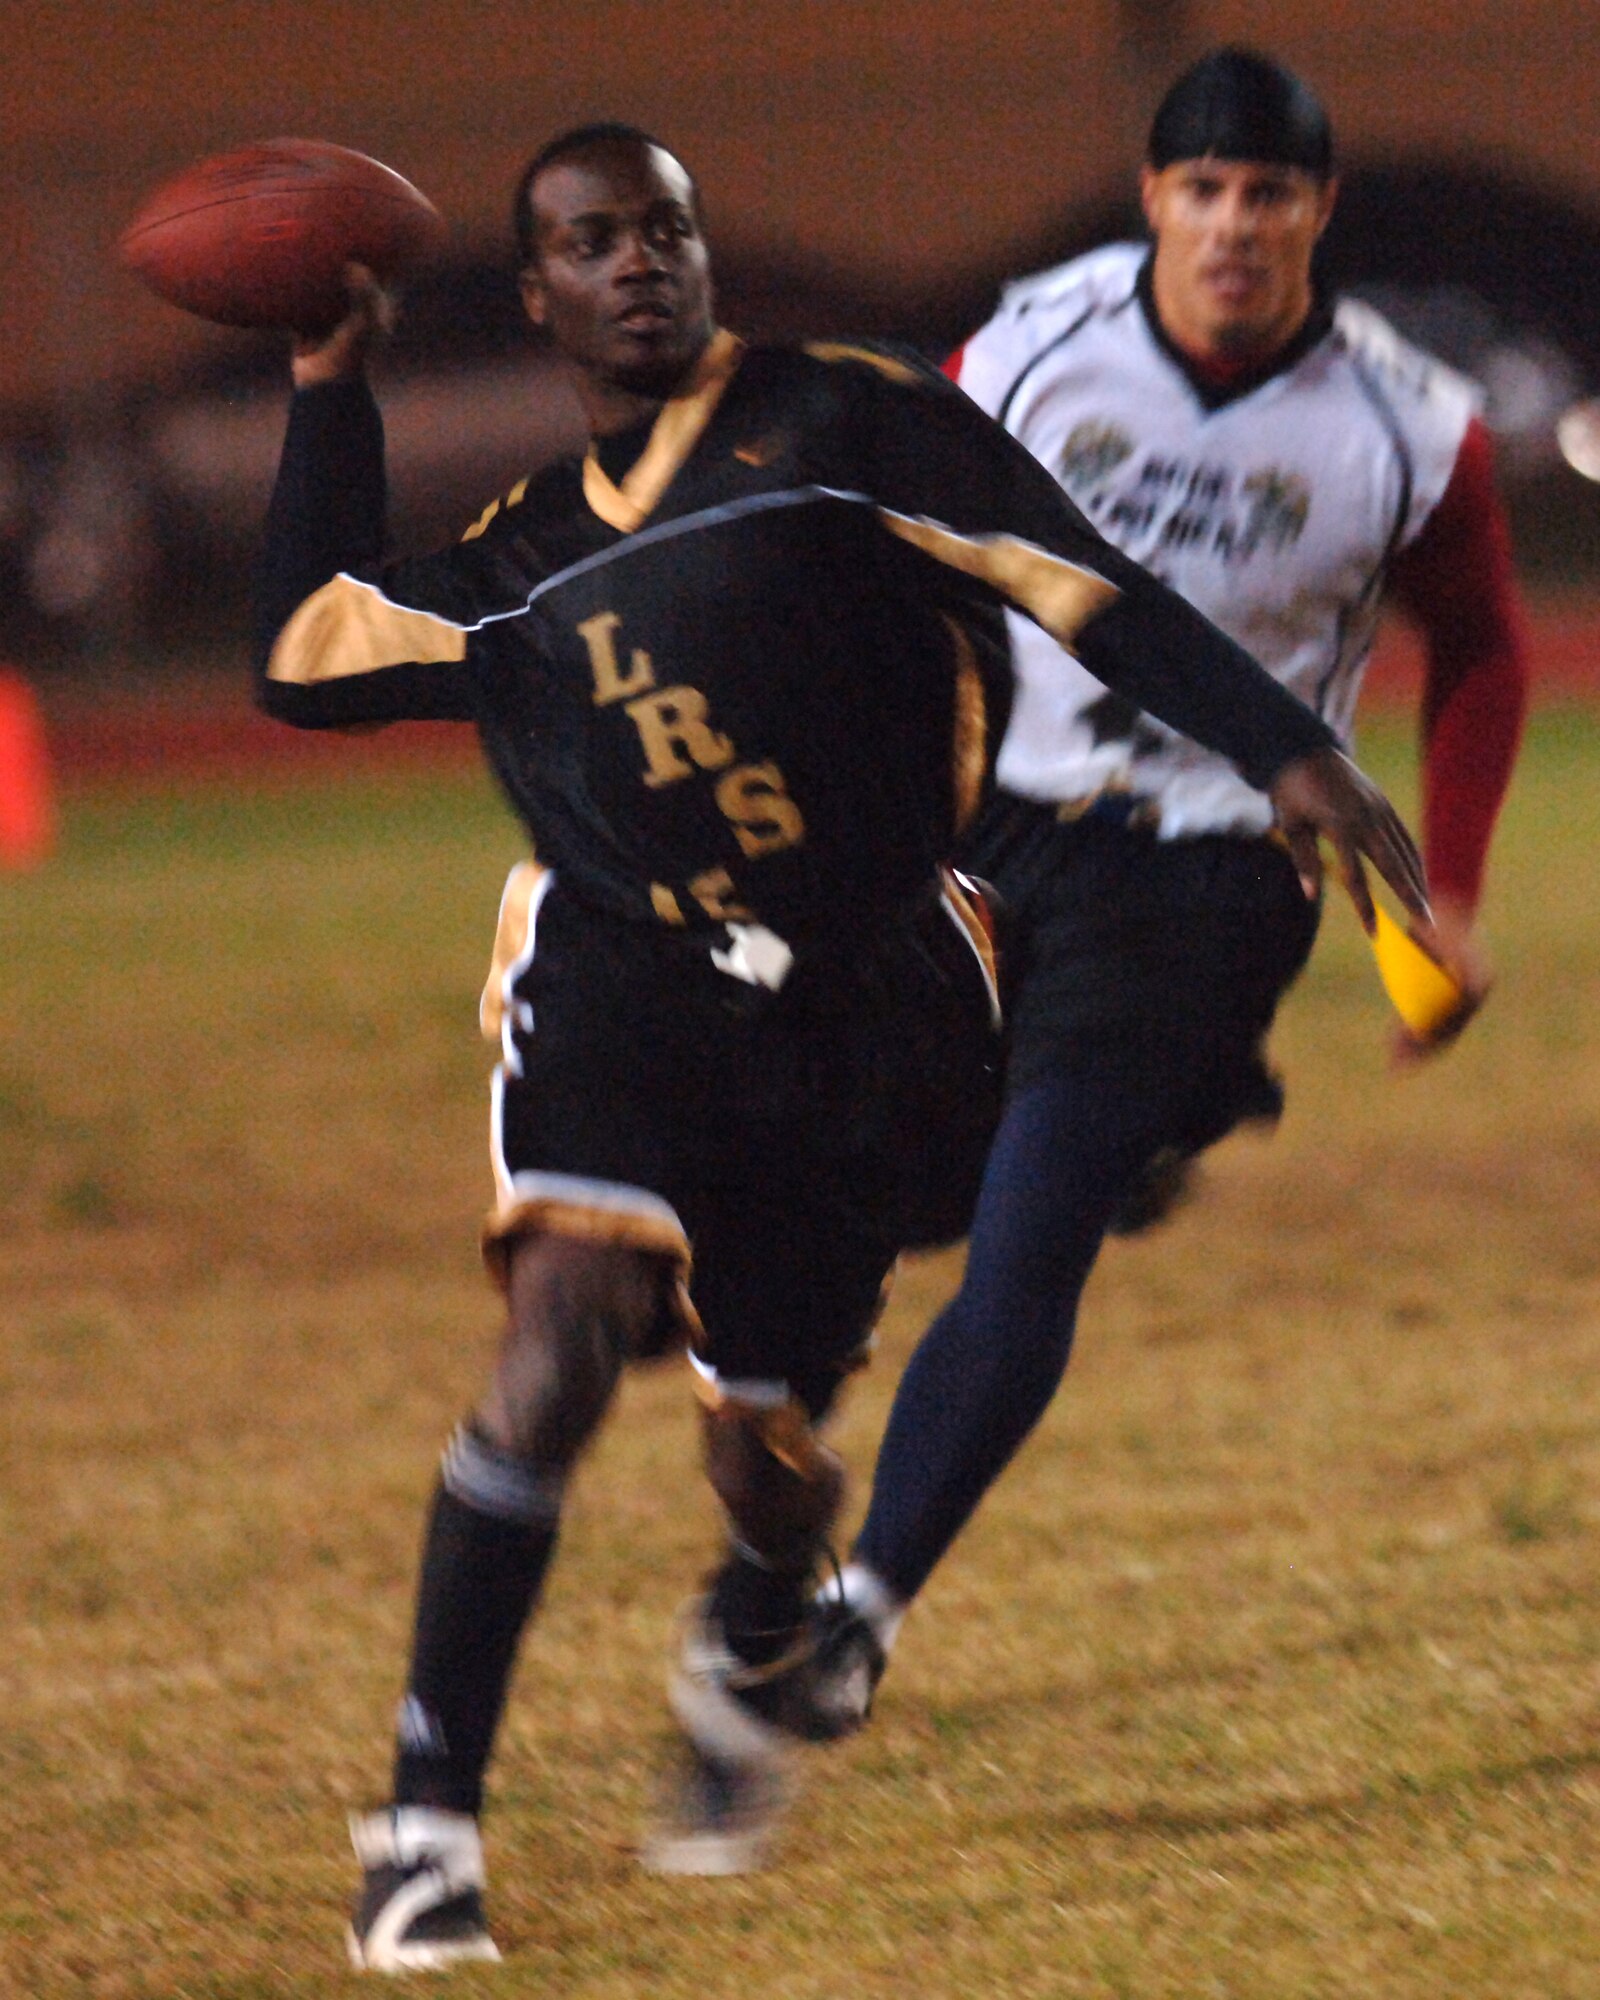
[1369,904,1466,1038]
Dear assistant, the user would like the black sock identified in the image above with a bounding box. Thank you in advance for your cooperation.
[706,1545,811,1668]
[392,1427,563,1817]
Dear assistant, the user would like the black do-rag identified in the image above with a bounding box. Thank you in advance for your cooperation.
[1147,47,1333,177]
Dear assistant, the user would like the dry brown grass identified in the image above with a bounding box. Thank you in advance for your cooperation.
[2,713,1597,1998]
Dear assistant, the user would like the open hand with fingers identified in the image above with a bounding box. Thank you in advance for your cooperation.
[1268,744,1433,938]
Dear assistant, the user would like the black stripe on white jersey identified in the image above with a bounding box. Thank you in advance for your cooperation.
[1311,348,1416,714]
[995,283,1136,432]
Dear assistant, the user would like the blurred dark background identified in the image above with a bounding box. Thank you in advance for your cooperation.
[4,0,1599,681]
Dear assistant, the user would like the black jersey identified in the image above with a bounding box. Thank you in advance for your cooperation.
[256,332,1333,944]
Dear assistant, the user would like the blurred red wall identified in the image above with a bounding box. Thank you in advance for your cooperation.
[5,0,1597,407]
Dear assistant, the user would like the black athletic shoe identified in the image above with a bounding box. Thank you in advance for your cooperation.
[791,1596,888,1741]
[639,1606,799,1875]
[1105,1146,1200,1236]
[346,1807,501,1974]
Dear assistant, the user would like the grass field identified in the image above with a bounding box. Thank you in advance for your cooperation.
[2,710,1598,1998]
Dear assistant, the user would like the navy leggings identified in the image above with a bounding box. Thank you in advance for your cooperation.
[854,1067,1170,1601]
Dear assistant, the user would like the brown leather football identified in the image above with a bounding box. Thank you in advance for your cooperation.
[119,139,446,332]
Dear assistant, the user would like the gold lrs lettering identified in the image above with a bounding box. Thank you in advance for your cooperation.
[578,610,657,705]
[715,763,807,857]
[626,686,736,788]
[649,882,687,925]
[688,868,752,921]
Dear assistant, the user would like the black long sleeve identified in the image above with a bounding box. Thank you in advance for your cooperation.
[850,350,1338,791]
[254,379,386,675]
[253,378,477,729]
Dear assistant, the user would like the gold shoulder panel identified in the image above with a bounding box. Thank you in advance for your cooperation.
[267,574,467,686]
[879,512,1120,652]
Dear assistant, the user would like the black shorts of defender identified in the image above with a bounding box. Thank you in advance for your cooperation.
[960,791,1320,1156]
[486,875,1001,1417]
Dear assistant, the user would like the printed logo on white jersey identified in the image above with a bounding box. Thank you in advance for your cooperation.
[1059,420,1135,487]
[1063,437,1312,567]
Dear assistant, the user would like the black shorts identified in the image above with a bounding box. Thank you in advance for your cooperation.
[480,868,1001,1411]
[960,792,1320,1153]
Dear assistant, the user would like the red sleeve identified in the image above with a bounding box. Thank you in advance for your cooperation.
[942,341,969,384]
[1386,415,1528,913]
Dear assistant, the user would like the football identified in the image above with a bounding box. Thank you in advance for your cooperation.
[118,139,446,332]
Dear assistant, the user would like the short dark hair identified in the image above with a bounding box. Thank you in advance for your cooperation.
[1148,47,1333,179]
[512,122,695,269]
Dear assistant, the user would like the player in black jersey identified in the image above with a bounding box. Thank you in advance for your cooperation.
[254,124,1431,1969]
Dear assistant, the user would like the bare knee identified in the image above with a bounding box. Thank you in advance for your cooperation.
[478,1234,665,1465]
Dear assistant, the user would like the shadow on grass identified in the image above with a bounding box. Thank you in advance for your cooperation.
[991,1741,1600,1843]
[899,1612,1398,1736]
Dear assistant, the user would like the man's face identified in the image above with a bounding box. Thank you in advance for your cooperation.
[521,142,714,401]
[1140,157,1337,361]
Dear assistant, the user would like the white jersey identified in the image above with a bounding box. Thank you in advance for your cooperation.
[955,243,1479,838]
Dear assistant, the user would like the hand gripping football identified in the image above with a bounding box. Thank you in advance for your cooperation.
[118,139,446,333]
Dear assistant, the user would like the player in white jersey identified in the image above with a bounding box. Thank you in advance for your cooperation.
[977,257,1479,836]
[805,47,1528,1731]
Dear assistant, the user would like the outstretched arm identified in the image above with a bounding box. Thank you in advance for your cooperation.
[1384,416,1528,1056]
[832,344,1432,926]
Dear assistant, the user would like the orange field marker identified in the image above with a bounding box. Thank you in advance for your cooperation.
[0,668,55,868]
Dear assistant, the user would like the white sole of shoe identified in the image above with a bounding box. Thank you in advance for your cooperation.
[637,1824,771,1876]
[345,1922,503,1974]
